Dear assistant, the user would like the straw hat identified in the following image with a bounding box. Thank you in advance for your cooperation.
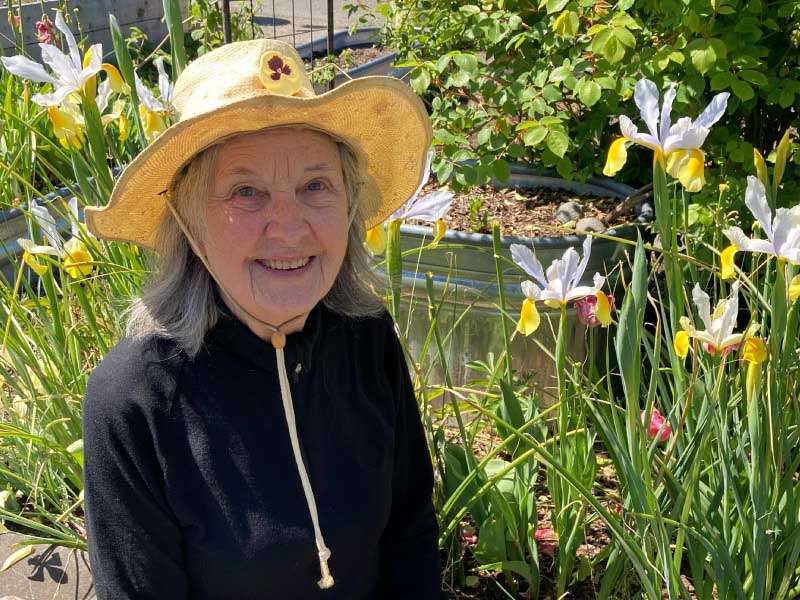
[85,38,432,248]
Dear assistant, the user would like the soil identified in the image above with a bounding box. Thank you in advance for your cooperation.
[441,427,618,599]
[408,179,640,239]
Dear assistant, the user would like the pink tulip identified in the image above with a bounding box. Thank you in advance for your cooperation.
[642,407,671,442]
[702,342,739,357]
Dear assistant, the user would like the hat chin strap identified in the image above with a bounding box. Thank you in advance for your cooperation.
[163,194,335,590]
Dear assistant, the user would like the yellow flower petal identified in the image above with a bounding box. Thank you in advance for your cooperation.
[602,137,628,177]
[676,148,706,193]
[720,245,737,280]
[22,251,48,276]
[62,238,93,278]
[544,299,562,310]
[431,219,447,247]
[139,104,168,142]
[674,330,690,360]
[789,274,800,303]
[595,291,612,327]
[365,225,387,255]
[48,105,85,150]
[742,337,767,365]
[775,130,792,188]
[517,298,540,336]
[665,149,686,179]
[753,148,769,188]
[101,63,128,94]
[117,112,130,142]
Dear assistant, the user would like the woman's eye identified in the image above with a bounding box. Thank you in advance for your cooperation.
[306,180,327,192]
[234,185,258,198]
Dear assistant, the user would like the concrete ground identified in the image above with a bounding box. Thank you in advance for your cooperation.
[0,532,94,599]
[234,0,380,48]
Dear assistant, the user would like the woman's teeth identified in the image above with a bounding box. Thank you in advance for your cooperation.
[259,257,311,270]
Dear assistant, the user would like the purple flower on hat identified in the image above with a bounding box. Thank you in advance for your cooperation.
[267,55,292,80]
[258,51,302,95]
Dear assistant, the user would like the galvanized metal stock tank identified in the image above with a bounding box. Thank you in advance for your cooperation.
[384,165,651,408]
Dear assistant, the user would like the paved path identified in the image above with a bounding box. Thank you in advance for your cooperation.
[0,533,94,599]
[235,0,380,49]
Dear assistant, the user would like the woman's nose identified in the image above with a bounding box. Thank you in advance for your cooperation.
[263,191,308,238]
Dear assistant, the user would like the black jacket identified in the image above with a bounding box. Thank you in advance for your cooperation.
[82,304,442,599]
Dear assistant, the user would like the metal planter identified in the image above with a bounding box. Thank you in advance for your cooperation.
[390,165,651,407]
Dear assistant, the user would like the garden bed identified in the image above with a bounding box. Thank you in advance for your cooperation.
[411,180,642,237]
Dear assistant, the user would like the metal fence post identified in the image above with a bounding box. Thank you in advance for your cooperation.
[221,0,232,43]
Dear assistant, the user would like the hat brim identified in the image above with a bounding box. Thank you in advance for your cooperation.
[85,76,431,248]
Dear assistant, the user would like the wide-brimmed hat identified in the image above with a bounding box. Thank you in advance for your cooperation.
[85,38,432,248]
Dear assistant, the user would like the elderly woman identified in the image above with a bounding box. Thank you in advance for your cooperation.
[81,39,441,599]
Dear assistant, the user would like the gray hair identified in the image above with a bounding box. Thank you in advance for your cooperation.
[125,129,385,357]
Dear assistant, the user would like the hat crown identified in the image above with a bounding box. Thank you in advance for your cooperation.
[172,39,314,121]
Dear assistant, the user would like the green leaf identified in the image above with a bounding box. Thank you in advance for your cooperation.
[731,79,754,101]
[549,65,573,82]
[779,87,795,108]
[546,130,570,158]
[435,54,453,73]
[522,126,548,147]
[717,5,735,13]
[614,27,636,49]
[738,69,768,87]
[687,39,717,75]
[710,72,735,91]
[602,35,626,64]
[459,4,481,14]
[435,161,453,183]
[493,159,511,184]
[578,80,602,106]
[477,127,493,146]
[542,84,562,102]
[447,71,470,87]
[453,53,479,73]
[410,68,431,94]
[545,0,570,13]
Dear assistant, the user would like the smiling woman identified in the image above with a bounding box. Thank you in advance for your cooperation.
[80,37,441,600]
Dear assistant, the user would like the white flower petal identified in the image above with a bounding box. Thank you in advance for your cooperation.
[771,205,800,259]
[39,43,78,86]
[402,189,452,221]
[54,11,82,72]
[0,55,58,84]
[715,281,739,346]
[30,86,75,107]
[521,280,542,301]
[745,176,774,241]
[723,226,775,255]
[134,73,164,113]
[659,85,677,143]
[663,125,708,154]
[693,93,730,130]
[95,78,112,114]
[155,56,174,103]
[571,236,593,288]
[511,244,548,288]
[634,78,661,143]
[692,283,713,332]
[29,204,62,251]
[619,115,660,151]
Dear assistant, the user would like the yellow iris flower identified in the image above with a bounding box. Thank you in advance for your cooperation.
[673,330,690,359]
[743,337,767,404]
[603,78,729,193]
[365,225,387,255]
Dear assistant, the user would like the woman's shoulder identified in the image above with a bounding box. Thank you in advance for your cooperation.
[85,334,185,415]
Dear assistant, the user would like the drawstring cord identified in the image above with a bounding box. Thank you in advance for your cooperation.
[163,192,335,589]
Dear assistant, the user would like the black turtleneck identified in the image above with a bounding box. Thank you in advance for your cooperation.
[82,304,442,599]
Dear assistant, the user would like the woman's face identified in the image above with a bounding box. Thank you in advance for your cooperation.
[202,128,349,333]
